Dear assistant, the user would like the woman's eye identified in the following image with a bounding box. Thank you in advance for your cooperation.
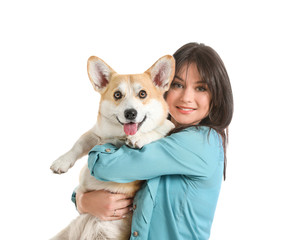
[171,82,184,88]
[139,90,147,99]
[196,86,208,92]
[114,91,122,100]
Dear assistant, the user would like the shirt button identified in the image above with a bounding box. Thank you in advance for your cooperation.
[105,148,111,152]
[133,231,139,237]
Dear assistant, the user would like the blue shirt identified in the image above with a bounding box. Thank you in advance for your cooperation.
[88,126,224,240]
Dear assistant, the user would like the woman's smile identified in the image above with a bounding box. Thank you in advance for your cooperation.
[176,106,196,114]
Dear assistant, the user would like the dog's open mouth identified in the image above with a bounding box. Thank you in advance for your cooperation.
[124,123,138,135]
[117,116,147,136]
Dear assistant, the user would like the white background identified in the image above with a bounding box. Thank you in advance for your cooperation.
[1,0,286,239]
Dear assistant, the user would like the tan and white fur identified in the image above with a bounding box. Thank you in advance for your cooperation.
[50,55,175,240]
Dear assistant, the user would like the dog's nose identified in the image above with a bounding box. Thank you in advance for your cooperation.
[124,109,137,120]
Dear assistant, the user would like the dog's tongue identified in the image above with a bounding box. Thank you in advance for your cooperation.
[124,123,138,135]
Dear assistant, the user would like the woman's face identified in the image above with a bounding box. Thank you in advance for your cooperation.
[166,63,211,126]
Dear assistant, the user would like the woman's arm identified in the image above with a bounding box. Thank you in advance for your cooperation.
[88,127,223,182]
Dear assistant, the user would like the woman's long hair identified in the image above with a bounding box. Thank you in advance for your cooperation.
[167,43,234,180]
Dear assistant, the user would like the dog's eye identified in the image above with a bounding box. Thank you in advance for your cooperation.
[139,90,147,99]
[114,91,122,100]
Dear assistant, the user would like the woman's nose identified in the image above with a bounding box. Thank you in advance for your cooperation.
[180,88,194,103]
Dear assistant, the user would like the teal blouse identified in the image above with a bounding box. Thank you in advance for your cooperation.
[87,126,224,240]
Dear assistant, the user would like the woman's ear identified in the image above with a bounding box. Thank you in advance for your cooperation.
[145,55,175,92]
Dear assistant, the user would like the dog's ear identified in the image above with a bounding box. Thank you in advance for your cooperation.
[145,55,175,92]
[87,56,116,92]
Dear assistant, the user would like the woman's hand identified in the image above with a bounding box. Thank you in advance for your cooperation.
[76,190,134,221]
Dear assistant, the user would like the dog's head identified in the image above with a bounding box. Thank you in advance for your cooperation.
[87,55,175,136]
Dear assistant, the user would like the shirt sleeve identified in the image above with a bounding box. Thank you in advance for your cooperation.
[88,127,223,183]
[71,187,78,209]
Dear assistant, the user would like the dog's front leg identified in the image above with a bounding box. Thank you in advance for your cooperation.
[50,130,101,174]
[153,119,175,137]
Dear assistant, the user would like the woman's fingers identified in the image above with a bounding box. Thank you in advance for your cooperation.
[110,192,134,201]
[112,206,133,217]
[105,192,134,220]
[107,192,134,210]
[100,206,133,221]
[117,197,134,209]
[111,192,129,199]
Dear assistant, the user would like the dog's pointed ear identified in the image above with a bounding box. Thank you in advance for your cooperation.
[87,56,116,92]
[145,55,175,92]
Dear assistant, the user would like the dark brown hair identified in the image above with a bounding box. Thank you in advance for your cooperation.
[167,42,233,180]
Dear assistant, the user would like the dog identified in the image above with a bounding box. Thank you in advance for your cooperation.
[50,55,175,240]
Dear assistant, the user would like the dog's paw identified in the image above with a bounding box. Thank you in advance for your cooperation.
[125,135,143,149]
[50,154,76,174]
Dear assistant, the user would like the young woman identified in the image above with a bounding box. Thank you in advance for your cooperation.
[73,42,233,239]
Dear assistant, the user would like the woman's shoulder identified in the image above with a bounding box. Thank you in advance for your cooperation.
[183,126,215,133]
[177,126,219,138]
[169,126,222,147]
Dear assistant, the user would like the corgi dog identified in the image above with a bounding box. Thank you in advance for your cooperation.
[50,55,175,240]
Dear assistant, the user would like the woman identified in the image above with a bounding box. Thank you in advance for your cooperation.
[73,42,233,239]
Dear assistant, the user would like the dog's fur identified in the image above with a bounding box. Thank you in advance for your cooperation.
[50,55,175,240]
